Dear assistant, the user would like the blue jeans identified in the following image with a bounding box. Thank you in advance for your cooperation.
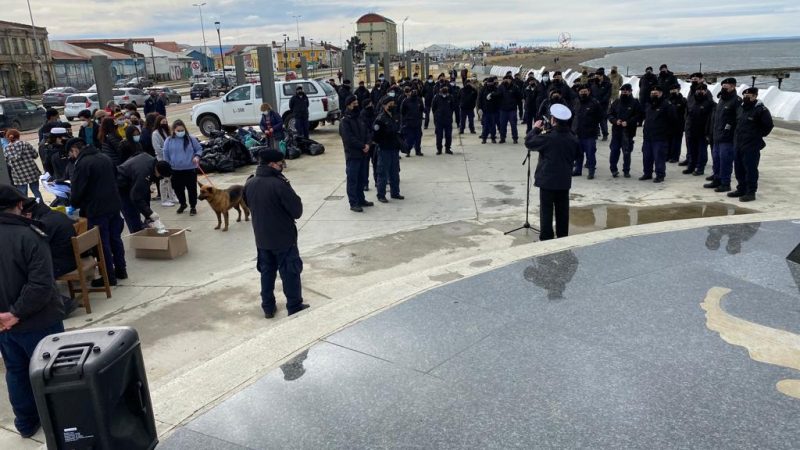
[376,148,400,198]
[88,212,126,279]
[257,246,303,315]
[120,194,145,233]
[0,321,65,434]
[575,138,597,173]
[497,109,518,140]
[480,111,497,139]
[403,126,422,153]
[609,131,633,174]
[345,158,368,207]
[295,117,309,138]
[686,135,708,172]
[15,181,42,199]
[642,139,668,178]
[712,142,735,184]
[435,121,452,150]
[459,108,475,133]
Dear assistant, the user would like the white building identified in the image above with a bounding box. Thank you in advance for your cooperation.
[356,13,398,56]
[421,44,461,60]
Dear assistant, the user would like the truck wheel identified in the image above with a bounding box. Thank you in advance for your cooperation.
[309,121,319,131]
[198,115,221,137]
[283,113,295,132]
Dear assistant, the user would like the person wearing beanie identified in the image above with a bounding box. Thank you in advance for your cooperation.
[0,184,66,438]
[243,148,308,318]
[478,76,500,143]
[728,86,773,202]
[496,74,522,144]
[401,86,425,155]
[666,83,688,163]
[638,66,658,105]
[704,77,741,192]
[590,68,612,140]
[658,64,678,92]
[339,95,373,212]
[338,79,353,113]
[682,83,715,176]
[572,84,603,179]
[372,96,405,201]
[607,83,644,178]
[432,84,456,154]
[640,85,677,183]
[608,66,623,102]
[20,198,77,278]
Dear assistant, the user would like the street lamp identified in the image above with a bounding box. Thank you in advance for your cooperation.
[214,21,228,87]
[401,16,409,56]
[292,15,302,42]
[192,2,209,72]
[26,0,47,91]
[282,34,289,73]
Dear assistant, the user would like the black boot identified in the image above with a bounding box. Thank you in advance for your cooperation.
[703,180,721,189]
[714,184,731,193]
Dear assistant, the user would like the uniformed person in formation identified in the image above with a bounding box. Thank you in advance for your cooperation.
[525,104,579,241]
[372,97,405,203]
[728,87,774,202]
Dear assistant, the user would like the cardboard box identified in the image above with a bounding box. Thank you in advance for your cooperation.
[129,228,189,259]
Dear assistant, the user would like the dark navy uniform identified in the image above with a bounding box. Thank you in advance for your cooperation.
[432,92,455,154]
[459,83,478,134]
[641,95,677,181]
[478,82,500,142]
[709,90,742,188]
[607,94,643,176]
[372,109,403,200]
[571,95,603,177]
[683,93,715,174]
[400,94,424,156]
[731,99,773,199]
[666,91,688,163]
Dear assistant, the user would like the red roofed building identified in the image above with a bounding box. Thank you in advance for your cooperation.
[356,13,397,56]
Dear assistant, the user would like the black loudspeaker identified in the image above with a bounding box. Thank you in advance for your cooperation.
[788,242,800,265]
[30,327,157,450]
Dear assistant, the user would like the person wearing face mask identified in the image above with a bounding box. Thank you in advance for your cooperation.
[571,85,603,179]
[360,98,378,189]
[151,115,177,207]
[422,75,436,129]
[728,87,773,202]
[549,71,574,104]
[590,68,612,141]
[289,86,310,139]
[704,78,741,192]
[657,64,678,93]
[99,117,124,166]
[338,80,353,114]
[513,73,525,118]
[459,79,478,135]
[682,83,715,176]
[354,80,370,106]
[496,75,522,144]
[340,96,373,212]
[432,86,455,155]
[243,149,308,318]
[259,103,284,150]
[535,71,552,111]
[638,66,658,106]
[163,119,203,215]
[522,76,539,134]
[69,138,128,286]
[113,112,128,139]
[478,77,501,144]
[607,84,643,178]
[116,138,172,232]
[640,85,677,183]
[666,84,687,164]
[401,88,424,156]
[448,79,462,127]
[377,73,390,94]
[144,90,166,117]
[119,125,143,163]
[372,97,405,202]
[37,127,69,181]
[680,73,714,168]
[608,66,622,102]
[536,88,566,122]
[77,109,99,147]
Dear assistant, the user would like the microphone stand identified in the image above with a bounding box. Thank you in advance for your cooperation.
[504,147,540,236]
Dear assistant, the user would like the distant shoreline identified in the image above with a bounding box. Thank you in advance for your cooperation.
[485,47,635,72]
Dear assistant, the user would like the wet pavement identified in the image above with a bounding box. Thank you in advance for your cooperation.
[160,220,800,449]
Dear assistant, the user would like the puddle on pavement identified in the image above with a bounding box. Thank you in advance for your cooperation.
[569,202,755,231]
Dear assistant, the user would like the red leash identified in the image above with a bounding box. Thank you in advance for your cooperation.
[196,162,215,187]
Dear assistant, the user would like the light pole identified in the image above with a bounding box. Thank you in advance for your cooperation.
[26,0,47,91]
[192,2,209,72]
[214,21,228,87]
[401,16,409,56]
[292,15,302,42]
[282,34,289,73]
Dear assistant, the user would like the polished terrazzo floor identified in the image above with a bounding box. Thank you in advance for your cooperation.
[160,220,800,449]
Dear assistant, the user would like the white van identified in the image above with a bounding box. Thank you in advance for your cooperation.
[190,79,340,136]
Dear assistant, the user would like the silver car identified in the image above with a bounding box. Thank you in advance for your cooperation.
[113,88,149,107]
[42,87,78,107]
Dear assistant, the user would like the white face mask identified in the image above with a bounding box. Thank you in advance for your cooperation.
[175,131,186,138]
[388,92,396,97]
[133,135,141,143]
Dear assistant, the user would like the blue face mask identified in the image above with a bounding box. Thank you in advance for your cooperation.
[176,131,186,138]
[133,135,141,143]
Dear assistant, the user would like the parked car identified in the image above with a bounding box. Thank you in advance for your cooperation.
[41,87,78,107]
[87,84,96,92]
[0,98,47,131]
[127,77,154,88]
[190,83,212,100]
[113,88,149,107]
[190,78,340,136]
[114,78,131,87]
[64,93,100,120]
[151,86,182,105]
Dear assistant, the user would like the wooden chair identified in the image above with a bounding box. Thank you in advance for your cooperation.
[72,217,88,235]
[57,226,112,313]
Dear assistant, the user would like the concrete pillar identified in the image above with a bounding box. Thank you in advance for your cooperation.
[234,55,247,86]
[365,55,372,84]
[300,55,309,79]
[343,49,354,83]
[0,150,10,186]
[423,53,430,79]
[257,47,277,109]
[373,55,380,82]
[406,55,413,79]
[91,56,114,109]
[383,52,390,80]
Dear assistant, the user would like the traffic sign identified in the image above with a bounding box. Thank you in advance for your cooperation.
[191,60,201,75]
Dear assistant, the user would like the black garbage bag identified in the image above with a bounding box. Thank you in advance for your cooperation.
[216,157,236,173]
[286,145,301,160]
[294,136,322,154]
[308,143,325,156]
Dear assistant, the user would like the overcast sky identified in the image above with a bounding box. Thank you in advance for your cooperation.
[7,0,800,49]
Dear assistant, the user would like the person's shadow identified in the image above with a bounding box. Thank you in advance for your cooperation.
[705,223,761,255]
[523,250,579,300]
[280,349,309,381]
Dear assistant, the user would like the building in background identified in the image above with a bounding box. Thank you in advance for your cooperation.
[49,41,142,89]
[182,47,216,73]
[0,19,55,96]
[421,44,462,61]
[356,13,397,56]
[269,38,341,72]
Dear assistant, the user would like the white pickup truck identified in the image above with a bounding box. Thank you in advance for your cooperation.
[190,78,340,136]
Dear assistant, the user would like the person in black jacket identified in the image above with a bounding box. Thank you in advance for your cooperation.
[144,90,167,117]
[422,75,436,129]
[99,117,124,166]
[459,81,478,134]
[572,85,603,179]
[360,99,378,189]
[513,73,525,118]
[340,96,373,212]
[522,76,539,133]
[666,84,688,163]
[354,81,370,106]
[401,89,424,156]
[704,78,741,192]
[117,150,171,232]
[478,77,500,143]
[590,68,612,140]
[496,75,522,144]
[373,97,405,202]
[432,87,455,155]
[728,87,774,202]
[657,64,678,93]
[638,66,658,105]
[21,199,76,278]
[289,86,310,138]
[68,138,127,285]
[640,86,677,183]
[525,104,579,240]
[535,71,552,112]
[607,84,643,178]
[243,150,308,318]
[682,83,715,176]
[338,80,353,113]
[0,185,65,438]
[536,88,566,122]
[549,71,574,105]
[447,80,461,126]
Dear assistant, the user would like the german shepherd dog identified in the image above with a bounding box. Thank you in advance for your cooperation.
[197,182,250,231]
